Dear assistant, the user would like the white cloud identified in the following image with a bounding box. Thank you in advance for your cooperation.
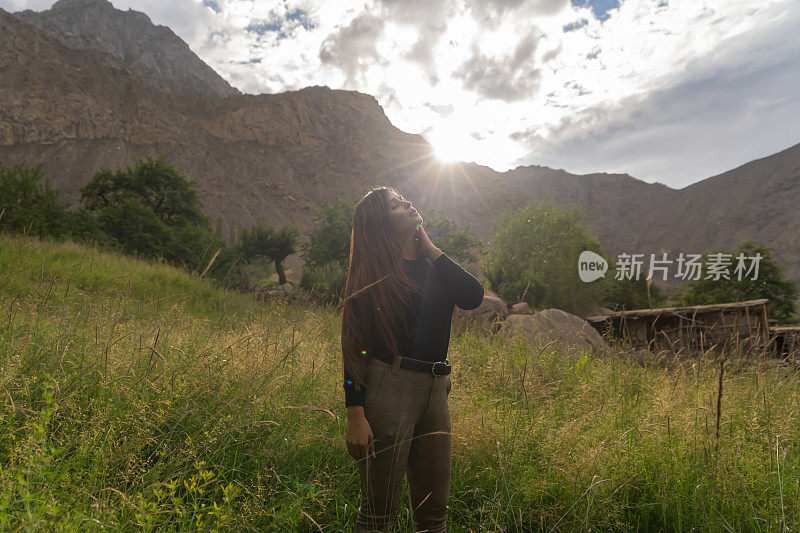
[319,10,386,86]
[452,30,543,102]
[0,0,51,10]
[509,0,800,186]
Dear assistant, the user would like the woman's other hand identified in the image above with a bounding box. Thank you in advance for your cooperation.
[413,225,443,261]
[346,408,376,461]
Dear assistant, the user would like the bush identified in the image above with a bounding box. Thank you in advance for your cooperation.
[299,196,356,303]
[300,262,347,305]
[80,157,219,271]
[602,268,667,311]
[674,240,798,323]
[421,207,483,264]
[300,195,356,273]
[482,200,609,316]
[0,161,69,238]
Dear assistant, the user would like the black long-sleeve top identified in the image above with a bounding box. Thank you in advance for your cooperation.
[343,252,485,407]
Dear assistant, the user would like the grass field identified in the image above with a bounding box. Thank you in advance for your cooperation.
[1,232,798,531]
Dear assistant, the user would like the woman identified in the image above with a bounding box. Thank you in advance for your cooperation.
[341,186,484,532]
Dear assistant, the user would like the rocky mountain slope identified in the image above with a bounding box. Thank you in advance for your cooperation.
[628,143,800,288]
[16,0,239,99]
[0,7,798,290]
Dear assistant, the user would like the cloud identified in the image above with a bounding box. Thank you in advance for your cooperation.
[318,11,386,86]
[383,0,448,85]
[242,10,313,40]
[465,0,569,28]
[103,0,225,50]
[245,19,283,35]
[313,0,455,87]
[0,0,52,10]
[423,102,454,117]
[562,18,588,31]
[375,0,451,83]
[570,0,619,21]
[509,7,800,187]
[202,0,220,14]
[541,43,562,62]
[453,30,542,101]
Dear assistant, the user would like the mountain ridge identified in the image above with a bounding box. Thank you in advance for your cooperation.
[15,0,239,99]
[0,7,798,290]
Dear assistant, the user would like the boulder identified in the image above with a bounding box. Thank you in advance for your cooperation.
[589,305,615,317]
[499,308,609,355]
[248,281,312,302]
[279,282,294,294]
[454,295,509,334]
[510,302,532,314]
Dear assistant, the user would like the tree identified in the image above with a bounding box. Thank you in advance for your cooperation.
[239,223,300,285]
[81,157,207,227]
[0,160,68,238]
[298,195,357,302]
[420,207,483,264]
[674,241,798,323]
[482,200,609,316]
[80,157,214,268]
[602,270,667,311]
[482,257,549,307]
[300,195,357,272]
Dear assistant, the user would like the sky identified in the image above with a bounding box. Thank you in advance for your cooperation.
[3,0,799,188]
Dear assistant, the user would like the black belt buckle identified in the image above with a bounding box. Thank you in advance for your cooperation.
[431,360,451,376]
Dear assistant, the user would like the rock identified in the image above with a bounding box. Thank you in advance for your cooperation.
[279,282,294,294]
[499,308,609,355]
[248,281,304,301]
[16,0,240,99]
[510,302,532,314]
[589,305,615,316]
[455,295,509,334]
[288,289,311,303]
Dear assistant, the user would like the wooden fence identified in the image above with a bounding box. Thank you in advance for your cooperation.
[586,299,772,356]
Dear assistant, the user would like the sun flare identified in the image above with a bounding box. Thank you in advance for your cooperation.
[432,141,461,162]
[428,130,466,163]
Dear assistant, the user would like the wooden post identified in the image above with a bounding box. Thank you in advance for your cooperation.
[760,302,770,360]
[745,305,752,355]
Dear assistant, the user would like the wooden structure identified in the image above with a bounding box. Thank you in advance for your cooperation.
[586,299,771,356]
[770,326,800,359]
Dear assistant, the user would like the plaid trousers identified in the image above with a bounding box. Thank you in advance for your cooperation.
[353,355,452,533]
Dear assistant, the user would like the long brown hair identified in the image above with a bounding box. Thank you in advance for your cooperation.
[340,186,425,394]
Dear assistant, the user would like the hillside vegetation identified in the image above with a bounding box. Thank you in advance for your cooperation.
[0,233,797,531]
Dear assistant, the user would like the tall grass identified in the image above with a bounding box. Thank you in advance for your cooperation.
[0,232,797,531]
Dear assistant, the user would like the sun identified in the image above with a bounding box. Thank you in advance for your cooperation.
[433,144,460,162]
[428,131,464,163]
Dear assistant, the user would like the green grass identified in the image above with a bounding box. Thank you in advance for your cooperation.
[0,232,798,531]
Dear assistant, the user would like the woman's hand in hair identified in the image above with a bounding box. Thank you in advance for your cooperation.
[413,225,443,262]
[346,407,376,461]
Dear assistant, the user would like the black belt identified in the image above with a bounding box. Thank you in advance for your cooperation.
[372,352,452,375]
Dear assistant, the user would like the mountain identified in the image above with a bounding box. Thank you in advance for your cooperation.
[15,0,239,99]
[0,7,798,291]
[0,7,435,238]
[627,143,800,286]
